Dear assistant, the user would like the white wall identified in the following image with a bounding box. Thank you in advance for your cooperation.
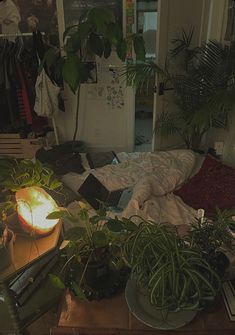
[205,0,235,165]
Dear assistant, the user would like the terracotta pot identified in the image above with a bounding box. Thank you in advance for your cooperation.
[0,229,14,272]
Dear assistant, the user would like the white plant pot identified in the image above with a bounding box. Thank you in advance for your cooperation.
[125,278,197,330]
[0,230,14,272]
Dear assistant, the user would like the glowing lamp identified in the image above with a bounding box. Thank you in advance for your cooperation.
[16,187,59,236]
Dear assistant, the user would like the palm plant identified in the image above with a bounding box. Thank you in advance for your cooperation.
[124,28,235,150]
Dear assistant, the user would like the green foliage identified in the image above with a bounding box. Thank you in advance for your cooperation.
[124,28,235,150]
[0,157,62,193]
[49,274,65,289]
[123,220,222,312]
[122,60,164,89]
[188,208,235,273]
[43,6,145,93]
[0,157,62,221]
[47,203,134,297]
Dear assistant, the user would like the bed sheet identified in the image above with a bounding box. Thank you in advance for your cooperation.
[62,150,204,226]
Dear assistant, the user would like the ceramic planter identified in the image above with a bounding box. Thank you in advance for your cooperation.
[125,278,197,330]
[0,229,14,272]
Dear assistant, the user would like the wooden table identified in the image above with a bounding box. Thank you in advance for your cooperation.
[52,291,235,335]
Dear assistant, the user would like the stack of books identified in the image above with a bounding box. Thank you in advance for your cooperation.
[223,279,235,321]
[9,250,59,306]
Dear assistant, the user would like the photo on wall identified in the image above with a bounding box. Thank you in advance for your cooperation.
[0,0,59,45]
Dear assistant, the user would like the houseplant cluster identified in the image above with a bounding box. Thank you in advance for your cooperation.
[47,203,235,329]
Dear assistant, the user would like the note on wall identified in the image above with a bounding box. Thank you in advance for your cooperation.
[106,86,124,109]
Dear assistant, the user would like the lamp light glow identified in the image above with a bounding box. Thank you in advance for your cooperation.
[16,187,59,236]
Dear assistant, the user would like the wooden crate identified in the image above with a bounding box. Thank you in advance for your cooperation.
[0,134,41,159]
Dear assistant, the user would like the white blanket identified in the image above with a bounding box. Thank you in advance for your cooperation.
[63,150,202,226]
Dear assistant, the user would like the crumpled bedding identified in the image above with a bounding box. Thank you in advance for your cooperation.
[62,149,203,226]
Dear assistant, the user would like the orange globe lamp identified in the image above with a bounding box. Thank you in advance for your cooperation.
[15,186,60,236]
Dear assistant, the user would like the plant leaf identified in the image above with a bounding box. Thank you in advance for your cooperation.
[62,54,82,93]
[133,34,146,61]
[89,33,104,57]
[116,39,127,62]
[65,227,86,240]
[46,210,68,220]
[106,218,123,232]
[92,231,108,248]
[49,274,65,289]
[71,281,87,300]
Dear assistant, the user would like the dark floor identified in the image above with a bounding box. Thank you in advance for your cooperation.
[134,116,153,152]
[26,308,57,335]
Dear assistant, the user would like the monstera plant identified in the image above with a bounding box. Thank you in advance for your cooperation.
[43,6,145,143]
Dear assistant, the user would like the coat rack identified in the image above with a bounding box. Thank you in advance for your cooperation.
[0,31,60,146]
[0,32,45,38]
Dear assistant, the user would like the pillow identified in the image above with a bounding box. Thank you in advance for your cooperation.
[86,151,119,169]
[174,155,235,215]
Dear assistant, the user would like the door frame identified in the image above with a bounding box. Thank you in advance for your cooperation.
[152,0,169,151]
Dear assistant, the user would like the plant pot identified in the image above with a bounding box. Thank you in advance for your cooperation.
[0,229,14,272]
[85,257,110,289]
[125,278,197,330]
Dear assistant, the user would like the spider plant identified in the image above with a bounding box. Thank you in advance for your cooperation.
[123,219,221,313]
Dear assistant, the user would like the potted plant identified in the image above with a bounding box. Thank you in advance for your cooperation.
[187,208,235,277]
[42,5,145,146]
[124,28,235,151]
[123,218,222,330]
[47,202,136,300]
[0,219,14,272]
[0,157,62,236]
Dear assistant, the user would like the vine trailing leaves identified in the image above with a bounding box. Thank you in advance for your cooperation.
[0,157,62,192]
[0,156,62,218]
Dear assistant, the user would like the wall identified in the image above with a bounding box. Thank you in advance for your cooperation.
[205,0,235,165]
[154,0,211,150]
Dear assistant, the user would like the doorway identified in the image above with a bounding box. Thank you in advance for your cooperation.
[134,0,158,152]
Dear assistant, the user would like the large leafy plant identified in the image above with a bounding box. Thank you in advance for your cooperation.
[47,202,137,299]
[43,6,145,142]
[124,28,235,150]
[123,219,221,313]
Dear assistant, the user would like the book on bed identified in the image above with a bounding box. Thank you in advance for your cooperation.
[78,173,133,210]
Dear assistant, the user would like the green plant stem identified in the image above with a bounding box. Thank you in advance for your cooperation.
[79,251,93,287]
[59,254,76,275]
[72,85,81,146]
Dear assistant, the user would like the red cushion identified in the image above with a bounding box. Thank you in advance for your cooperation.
[174,155,235,215]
